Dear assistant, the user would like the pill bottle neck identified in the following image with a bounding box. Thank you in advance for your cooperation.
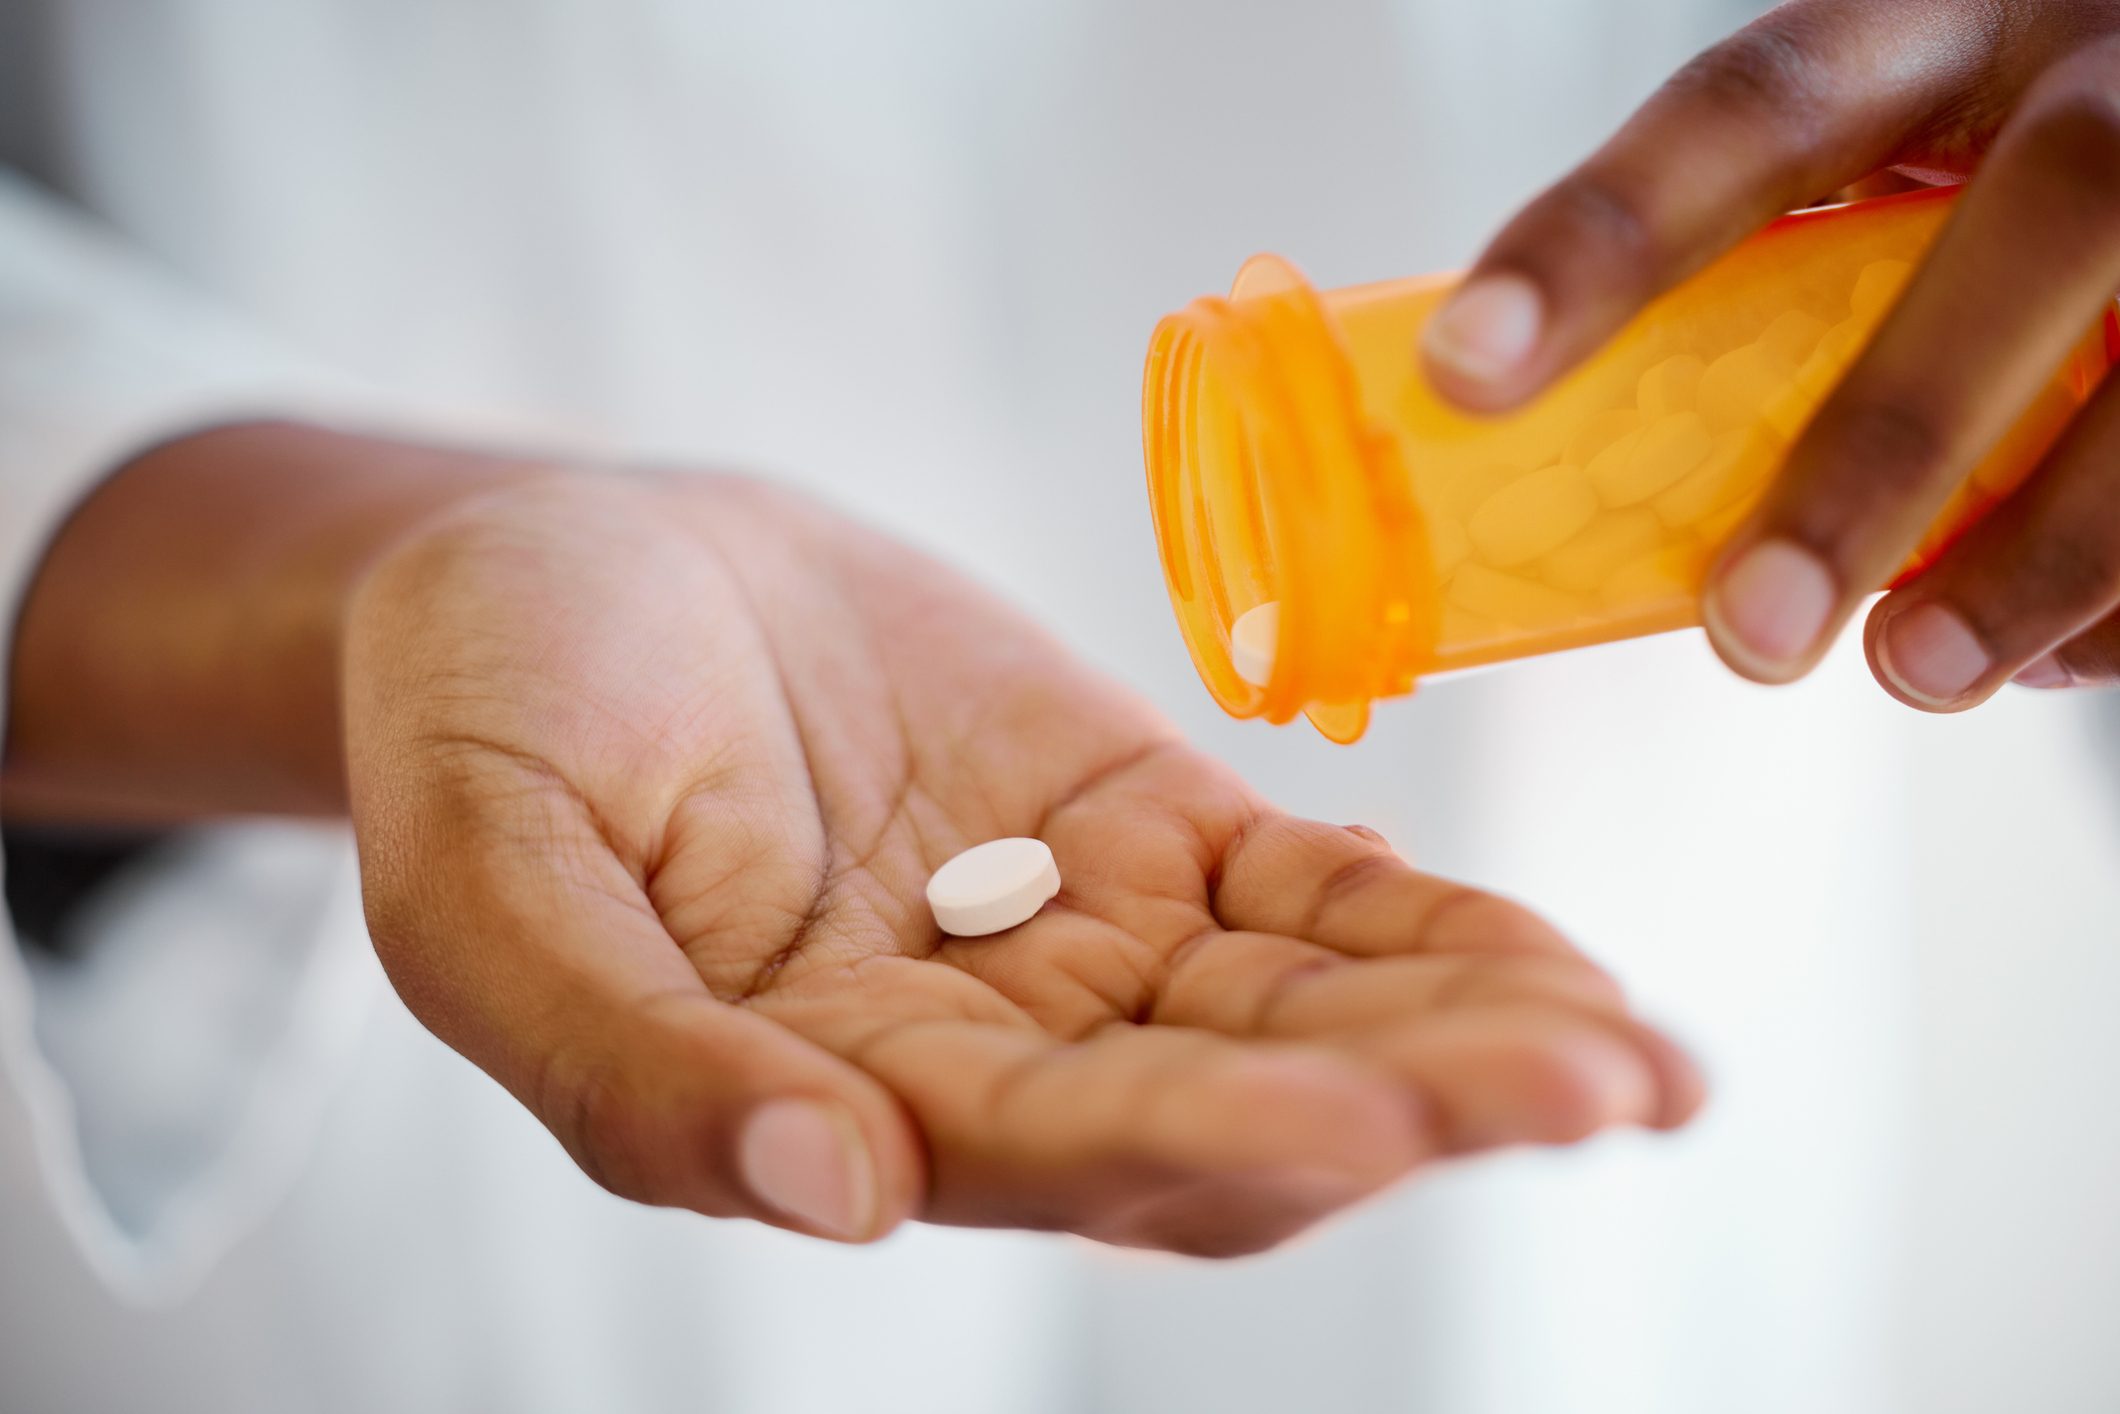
[1144,255,1434,743]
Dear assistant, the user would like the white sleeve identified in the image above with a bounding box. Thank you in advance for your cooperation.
[0,168,387,1303]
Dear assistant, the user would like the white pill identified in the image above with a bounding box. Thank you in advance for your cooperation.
[927,837,1062,938]
[1230,601,1280,687]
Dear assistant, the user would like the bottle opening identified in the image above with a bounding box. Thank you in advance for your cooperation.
[1143,255,1434,744]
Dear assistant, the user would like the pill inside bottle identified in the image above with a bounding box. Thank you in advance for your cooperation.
[1230,602,1280,686]
[1143,184,2118,743]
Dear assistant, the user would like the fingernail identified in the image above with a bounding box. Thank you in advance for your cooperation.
[1423,273,1543,384]
[1877,602,1991,705]
[738,1099,876,1240]
[1704,539,1837,675]
[2014,653,2074,690]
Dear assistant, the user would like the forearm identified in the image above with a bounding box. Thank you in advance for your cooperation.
[2,421,552,823]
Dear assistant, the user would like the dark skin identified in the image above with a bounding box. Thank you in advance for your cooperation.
[41,0,2111,1259]
[1422,0,2120,707]
[4,423,1702,1255]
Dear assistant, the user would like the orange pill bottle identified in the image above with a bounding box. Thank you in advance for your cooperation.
[1143,186,2118,742]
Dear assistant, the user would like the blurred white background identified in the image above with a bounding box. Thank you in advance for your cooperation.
[3,0,2118,1410]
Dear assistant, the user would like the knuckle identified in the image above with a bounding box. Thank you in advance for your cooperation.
[2012,78,2120,196]
[539,1045,654,1203]
[1792,396,1950,535]
[1309,848,1400,923]
[1521,1045,1624,1146]
[1827,397,1946,482]
[2010,524,2120,613]
[1536,174,1661,288]
[2054,627,2120,683]
[1218,814,1383,930]
[1666,20,1830,126]
[1210,811,1293,895]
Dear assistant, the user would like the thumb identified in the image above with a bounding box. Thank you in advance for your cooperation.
[352,776,926,1243]
[526,977,927,1242]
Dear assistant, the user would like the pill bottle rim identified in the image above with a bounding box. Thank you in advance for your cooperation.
[1143,253,1435,744]
[1146,188,2120,745]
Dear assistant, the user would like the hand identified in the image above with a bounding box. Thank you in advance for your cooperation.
[1419,0,2120,708]
[342,465,1702,1256]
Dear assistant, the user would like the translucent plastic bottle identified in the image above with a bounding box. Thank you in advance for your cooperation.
[1143,186,2118,742]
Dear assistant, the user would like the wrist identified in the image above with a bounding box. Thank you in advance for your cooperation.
[4,420,566,822]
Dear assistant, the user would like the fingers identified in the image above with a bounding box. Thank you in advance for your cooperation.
[2016,611,2120,688]
[1347,1006,1702,1148]
[1421,0,1992,409]
[1152,932,1703,1143]
[1863,364,2120,708]
[777,1002,1431,1257]
[1197,816,1705,1141]
[1212,814,1574,959]
[1704,36,2120,683]
[527,976,926,1243]
[347,741,926,1242]
[1154,932,1622,1038]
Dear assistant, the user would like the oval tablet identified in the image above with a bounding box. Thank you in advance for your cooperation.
[927,837,1062,938]
[1636,353,1703,421]
[1466,462,1597,567]
[1591,411,1710,507]
[1563,408,1641,468]
[1759,310,1828,367]
[1698,344,1793,434]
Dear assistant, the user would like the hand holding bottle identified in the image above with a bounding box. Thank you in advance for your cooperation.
[1424,0,2120,706]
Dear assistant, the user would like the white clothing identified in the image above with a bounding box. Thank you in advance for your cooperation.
[4,3,2119,1412]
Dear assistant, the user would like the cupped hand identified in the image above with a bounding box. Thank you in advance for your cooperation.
[1421,0,2120,707]
[343,472,1700,1256]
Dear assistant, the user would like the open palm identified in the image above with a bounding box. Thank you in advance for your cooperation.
[344,472,1700,1256]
